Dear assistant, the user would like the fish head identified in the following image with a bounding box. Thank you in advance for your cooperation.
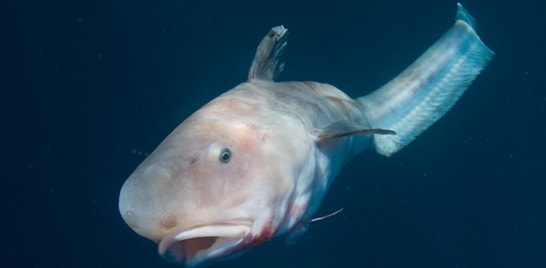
[119,97,313,266]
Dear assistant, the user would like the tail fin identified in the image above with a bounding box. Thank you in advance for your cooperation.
[357,3,494,156]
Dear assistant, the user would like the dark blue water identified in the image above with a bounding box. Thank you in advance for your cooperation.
[3,0,545,267]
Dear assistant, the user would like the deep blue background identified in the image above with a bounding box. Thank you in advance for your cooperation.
[2,0,545,267]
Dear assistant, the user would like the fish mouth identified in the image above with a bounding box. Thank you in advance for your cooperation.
[158,221,252,267]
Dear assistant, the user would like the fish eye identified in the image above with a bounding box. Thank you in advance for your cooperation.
[219,148,231,163]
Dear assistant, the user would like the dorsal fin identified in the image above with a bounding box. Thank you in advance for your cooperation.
[248,25,288,81]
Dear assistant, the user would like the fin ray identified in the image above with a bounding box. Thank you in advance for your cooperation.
[317,120,395,141]
[358,4,494,156]
[248,25,288,81]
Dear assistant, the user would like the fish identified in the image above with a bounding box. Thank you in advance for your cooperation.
[118,3,493,267]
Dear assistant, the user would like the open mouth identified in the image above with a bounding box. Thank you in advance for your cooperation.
[158,223,252,266]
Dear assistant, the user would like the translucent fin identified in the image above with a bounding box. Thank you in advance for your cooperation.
[248,25,288,81]
[317,120,395,142]
[357,3,494,156]
[456,3,476,29]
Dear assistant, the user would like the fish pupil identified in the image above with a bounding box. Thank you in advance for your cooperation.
[219,148,231,163]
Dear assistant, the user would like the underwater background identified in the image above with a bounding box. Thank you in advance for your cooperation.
[3,0,545,267]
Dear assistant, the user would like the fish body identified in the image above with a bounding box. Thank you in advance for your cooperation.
[119,4,493,267]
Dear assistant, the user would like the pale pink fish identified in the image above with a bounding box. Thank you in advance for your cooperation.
[119,3,493,267]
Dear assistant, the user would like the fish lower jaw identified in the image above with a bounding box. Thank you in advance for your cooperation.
[158,221,254,267]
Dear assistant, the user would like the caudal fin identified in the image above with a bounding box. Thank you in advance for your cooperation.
[357,3,494,156]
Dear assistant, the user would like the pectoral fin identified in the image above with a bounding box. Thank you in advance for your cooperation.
[317,120,396,141]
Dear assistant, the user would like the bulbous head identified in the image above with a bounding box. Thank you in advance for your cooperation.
[119,93,314,267]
